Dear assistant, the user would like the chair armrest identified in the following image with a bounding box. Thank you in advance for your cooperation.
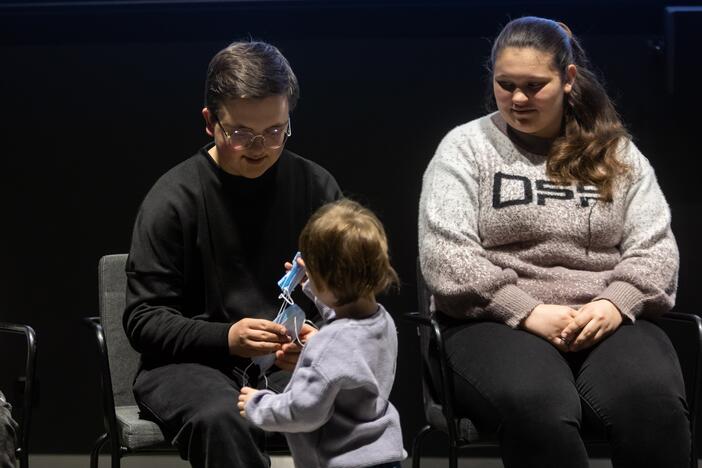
[83,316,120,441]
[402,311,432,327]
[657,311,702,328]
[83,316,101,328]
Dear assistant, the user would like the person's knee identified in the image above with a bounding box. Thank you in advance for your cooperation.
[497,382,581,436]
[187,397,248,435]
[603,369,687,426]
[607,393,691,467]
[608,388,688,437]
[495,383,588,467]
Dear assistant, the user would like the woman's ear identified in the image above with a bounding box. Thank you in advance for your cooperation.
[564,64,577,94]
[202,107,215,137]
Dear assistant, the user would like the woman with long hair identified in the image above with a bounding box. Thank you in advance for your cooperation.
[418,16,690,467]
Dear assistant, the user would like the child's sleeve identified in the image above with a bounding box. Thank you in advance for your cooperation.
[245,358,338,433]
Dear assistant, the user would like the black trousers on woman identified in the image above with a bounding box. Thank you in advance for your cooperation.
[443,318,691,468]
[134,362,289,468]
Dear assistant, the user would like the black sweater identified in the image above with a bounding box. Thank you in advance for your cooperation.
[124,145,341,369]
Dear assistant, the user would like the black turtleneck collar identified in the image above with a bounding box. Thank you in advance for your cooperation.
[198,142,280,191]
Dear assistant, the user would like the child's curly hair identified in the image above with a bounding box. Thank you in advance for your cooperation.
[299,199,399,306]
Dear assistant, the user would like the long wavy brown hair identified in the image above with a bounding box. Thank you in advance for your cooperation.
[489,17,629,201]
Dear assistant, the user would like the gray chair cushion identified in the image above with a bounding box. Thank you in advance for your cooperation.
[116,405,170,450]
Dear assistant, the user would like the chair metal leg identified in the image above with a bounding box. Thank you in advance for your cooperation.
[690,440,697,468]
[448,444,458,468]
[691,430,698,468]
[16,448,28,468]
[90,433,108,468]
[110,440,122,468]
[412,425,434,468]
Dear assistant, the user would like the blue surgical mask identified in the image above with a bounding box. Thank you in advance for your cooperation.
[251,303,306,373]
[274,303,306,342]
[278,252,305,302]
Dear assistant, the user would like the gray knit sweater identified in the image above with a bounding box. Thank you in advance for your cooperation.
[418,113,678,327]
[245,305,406,468]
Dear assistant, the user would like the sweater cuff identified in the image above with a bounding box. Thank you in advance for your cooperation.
[207,321,233,355]
[487,284,542,328]
[594,281,645,322]
[245,389,276,426]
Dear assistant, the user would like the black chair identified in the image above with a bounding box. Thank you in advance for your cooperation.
[408,261,702,468]
[85,253,290,468]
[85,254,176,468]
[0,322,37,468]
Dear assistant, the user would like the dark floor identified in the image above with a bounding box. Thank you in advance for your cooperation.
[28,454,636,467]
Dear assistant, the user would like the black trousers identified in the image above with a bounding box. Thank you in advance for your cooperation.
[443,319,691,468]
[134,362,290,468]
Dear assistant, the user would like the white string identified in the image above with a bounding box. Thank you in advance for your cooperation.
[292,316,305,348]
[279,291,294,305]
[238,360,271,389]
[240,361,255,388]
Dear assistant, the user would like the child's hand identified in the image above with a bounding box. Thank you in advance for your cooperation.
[284,256,308,290]
[275,322,317,370]
[284,256,306,272]
[237,386,259,418]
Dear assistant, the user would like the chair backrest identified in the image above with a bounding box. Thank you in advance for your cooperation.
[98,253,139,408]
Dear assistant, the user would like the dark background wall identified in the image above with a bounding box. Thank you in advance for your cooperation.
[1,0,701,455]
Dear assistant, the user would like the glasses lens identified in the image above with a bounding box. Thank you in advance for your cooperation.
[229,132,254,150]
[263,128,287,149]
[225,122,290,150]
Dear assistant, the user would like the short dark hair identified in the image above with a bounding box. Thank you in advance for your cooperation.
[204,40,299,117]
[299,199,399,307]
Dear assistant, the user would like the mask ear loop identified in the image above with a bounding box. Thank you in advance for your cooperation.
[279,290,294,306]
[238,362,253,388]
[293,315,305,348]
[276,299,288,316]
[238,361,271,390]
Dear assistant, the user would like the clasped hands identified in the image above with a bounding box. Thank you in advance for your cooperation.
[522,300,623,352]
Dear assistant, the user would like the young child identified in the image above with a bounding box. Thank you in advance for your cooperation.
[237,199,406,468]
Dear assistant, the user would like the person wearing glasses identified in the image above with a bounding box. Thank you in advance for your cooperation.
[123,40,341,468]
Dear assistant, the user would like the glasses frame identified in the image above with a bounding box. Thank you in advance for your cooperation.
[214,115,292,150]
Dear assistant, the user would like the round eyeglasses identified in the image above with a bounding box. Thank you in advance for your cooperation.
[215,117,292,150]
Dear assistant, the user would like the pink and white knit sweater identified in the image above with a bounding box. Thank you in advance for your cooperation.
[418,113,678,327]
